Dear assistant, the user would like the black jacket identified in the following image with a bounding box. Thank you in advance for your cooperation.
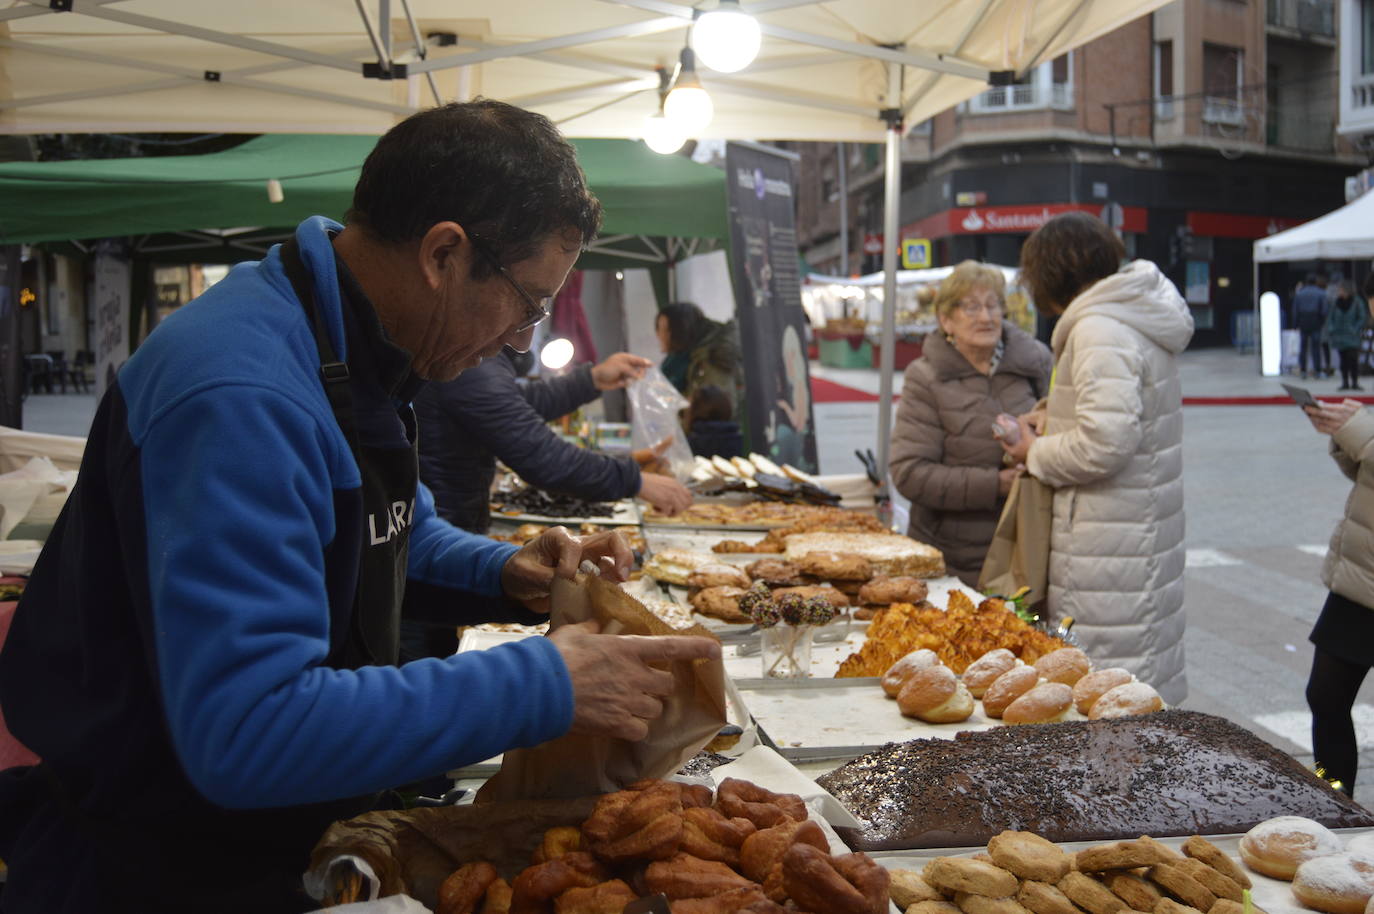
[415,350,641,532]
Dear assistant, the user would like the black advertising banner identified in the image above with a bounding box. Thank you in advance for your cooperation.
[0,247,21,428]
[724,142,818,472]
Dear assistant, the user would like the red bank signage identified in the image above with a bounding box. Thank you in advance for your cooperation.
[904,202,1149,239]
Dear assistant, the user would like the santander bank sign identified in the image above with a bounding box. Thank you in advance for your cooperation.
[904,202,1148,239]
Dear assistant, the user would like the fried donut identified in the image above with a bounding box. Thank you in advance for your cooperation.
[1072,668,1134,715]
[963,650,1019,699]
[1101,872,1161,911]
[715,778,807,829]
[510,853,610,914]
[982,665,1041,719]
[581,781,684,863]
[552,879,636,914]
[1292,853,1374,914]
[781,843,890,914]
[739,817,828,883]
[898,665,976,723]
[924,857,1019,898]
[1002,682,1074,724]
[438,861,499,914]
[1147,863,1216,912]
[480,878,512,914]
[1182,836,1250,890]
[1076,840,1180,873]
[1057,873,1127,914]
[531,827,583,864]
[890,868,947,908]
[670,886,785,914]
[1089,682,1164,719]
[645,852,756,899]
[989,830,1073,883]
[1018,880,1086,914]
[882,649,941,697]
[1175,858,1242,902]
[1238,815,1344,881]
[681,806,757,867]
[1033,648,1091,686]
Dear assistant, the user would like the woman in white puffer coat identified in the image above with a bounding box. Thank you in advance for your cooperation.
[1000,213,1194,704]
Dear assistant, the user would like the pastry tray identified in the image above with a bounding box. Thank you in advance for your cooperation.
[873,830,1374,914]
[488,498,641,527]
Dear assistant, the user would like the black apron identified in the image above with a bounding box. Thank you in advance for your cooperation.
[0,241,421,914]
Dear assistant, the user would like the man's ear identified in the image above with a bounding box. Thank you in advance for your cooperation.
[417,221,470,291]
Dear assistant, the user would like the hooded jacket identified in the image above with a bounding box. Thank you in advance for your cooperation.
[1026,260,1194,704]
[890,321,1052,584]
[1322,409,1374,610]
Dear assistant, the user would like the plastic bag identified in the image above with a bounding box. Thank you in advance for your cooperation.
[627,365,694,482]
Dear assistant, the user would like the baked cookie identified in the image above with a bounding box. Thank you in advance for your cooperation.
[686,563,752,589]
[1146,863,1216,912]
[890,868,946,908]
[689,585,749,623]
[1181,836,1249,890]
[858,575,930,607]
[923,857,1019,898]
[1210,899,1267,914]
[1076,840,1180,873]
[1018,880,1088,914]
[1102,871,1161,911]
[1058,873,1128,914]
[956,891,1034,914]
[795,550,875,582]
[989,830,1073,883]
[747,558,804,586]
[1154,900,1205,914]
[1175,858,1242,902]
[912,903,967,914]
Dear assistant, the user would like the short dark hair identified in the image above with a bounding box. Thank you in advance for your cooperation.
[1305,273,1319,285]
[347,99,602,278]
[1018,212,1125,313]
[658,302,705,353]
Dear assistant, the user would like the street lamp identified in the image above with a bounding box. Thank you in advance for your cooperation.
[692,0,761,73]
[664,47,714,134]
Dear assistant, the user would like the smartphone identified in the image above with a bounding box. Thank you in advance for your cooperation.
[1281,383,1318,409]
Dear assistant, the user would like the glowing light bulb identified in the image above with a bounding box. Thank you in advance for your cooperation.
[540,337,575,370]
[693,1,761,73]
[664,84,713,134]
[642,112,687,154]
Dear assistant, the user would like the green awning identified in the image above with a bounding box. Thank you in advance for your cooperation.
[0,135,727,266]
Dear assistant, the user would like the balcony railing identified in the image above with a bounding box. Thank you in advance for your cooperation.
[1266,0,1335,36]
[968,81,1075,112]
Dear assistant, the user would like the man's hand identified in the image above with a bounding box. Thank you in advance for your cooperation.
[591,352,651,391]
[1305,398,1363,436]
[549,621,721,742]
[501,527,634,613]
[638,472,693,516]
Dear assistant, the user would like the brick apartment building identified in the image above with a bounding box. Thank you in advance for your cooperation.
[788,0,1363,346]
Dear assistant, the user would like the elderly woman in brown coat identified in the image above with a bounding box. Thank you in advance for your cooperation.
[889,261,1052,586]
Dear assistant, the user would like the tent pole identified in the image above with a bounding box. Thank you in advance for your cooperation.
[876,60,903,507]
[1253,256,1261,375]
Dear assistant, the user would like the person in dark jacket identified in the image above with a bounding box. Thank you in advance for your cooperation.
[1324,283,1369,391]
[684,384,743,458]
[415,348,692,534]
[0,100,718,914]
[656,301,742,409]
[1294,274,1331,379]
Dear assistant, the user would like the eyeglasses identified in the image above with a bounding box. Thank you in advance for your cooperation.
[957,297,1004,317]
[469,237,552,333]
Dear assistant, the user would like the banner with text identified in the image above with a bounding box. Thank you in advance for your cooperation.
[725,143,817,472]
[94,249,131,402]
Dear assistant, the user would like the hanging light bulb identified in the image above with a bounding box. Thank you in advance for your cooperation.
[692,0,761,73]
[643,111,687,154]
[540,337,575,370]
[664,47,714,135]
[266,178,284,203]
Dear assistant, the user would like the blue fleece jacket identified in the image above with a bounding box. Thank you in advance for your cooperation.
[0,218,575,821]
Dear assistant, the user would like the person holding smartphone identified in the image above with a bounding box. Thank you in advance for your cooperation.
[1303,397,1374,795]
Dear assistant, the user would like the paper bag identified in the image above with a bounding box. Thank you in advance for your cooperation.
[977,472,1054,608]
[476,573,726,803]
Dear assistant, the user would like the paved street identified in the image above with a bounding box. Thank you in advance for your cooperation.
[17,347,1374,802]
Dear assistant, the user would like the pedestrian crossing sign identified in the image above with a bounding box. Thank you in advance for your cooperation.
[901,238,932,269]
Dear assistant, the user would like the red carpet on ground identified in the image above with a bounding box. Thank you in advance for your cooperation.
[809,376,1374,406]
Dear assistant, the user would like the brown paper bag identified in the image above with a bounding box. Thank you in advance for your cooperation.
[476,572,726,803]
[977,472,1054,607]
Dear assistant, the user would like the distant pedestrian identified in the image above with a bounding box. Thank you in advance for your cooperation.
[1324,283,1368,391]
[1303,396,1374,796]
[1294,273,1330,379]
[1001,213,1194,704]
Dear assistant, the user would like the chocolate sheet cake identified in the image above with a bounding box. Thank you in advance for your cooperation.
[817,710,1374,851]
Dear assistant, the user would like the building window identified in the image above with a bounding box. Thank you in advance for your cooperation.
[1202,43,1245,125]
[1154,40,1175,119]
[968,52,1075,112]
[1363,0,1374,76]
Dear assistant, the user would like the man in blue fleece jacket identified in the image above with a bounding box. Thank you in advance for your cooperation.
[0,100,718,914]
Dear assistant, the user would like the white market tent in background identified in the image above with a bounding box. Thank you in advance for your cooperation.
[1253,191,1374,262]
[0,0,1177,477]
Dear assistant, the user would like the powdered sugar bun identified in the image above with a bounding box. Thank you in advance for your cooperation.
[882,648,941,697]
[1088,681,1164,719]
[1002,681,1074,724]
[982,665,1040,719]
[1239,816,1344,881]
[898,665,974,723]
[1033,647,1091,686]
[1072,668,1134,715]
[1348,833,1374,860]
[963,649,1019,698]
[1293,853,1374,914]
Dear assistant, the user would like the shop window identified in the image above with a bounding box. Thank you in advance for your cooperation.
[1154,41,1175,120]
[967,52,1074,112]
[1202,43,1245,125]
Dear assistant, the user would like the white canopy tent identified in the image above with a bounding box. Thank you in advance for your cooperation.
[1253,191,1374,262]
[0,0,1176,479]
